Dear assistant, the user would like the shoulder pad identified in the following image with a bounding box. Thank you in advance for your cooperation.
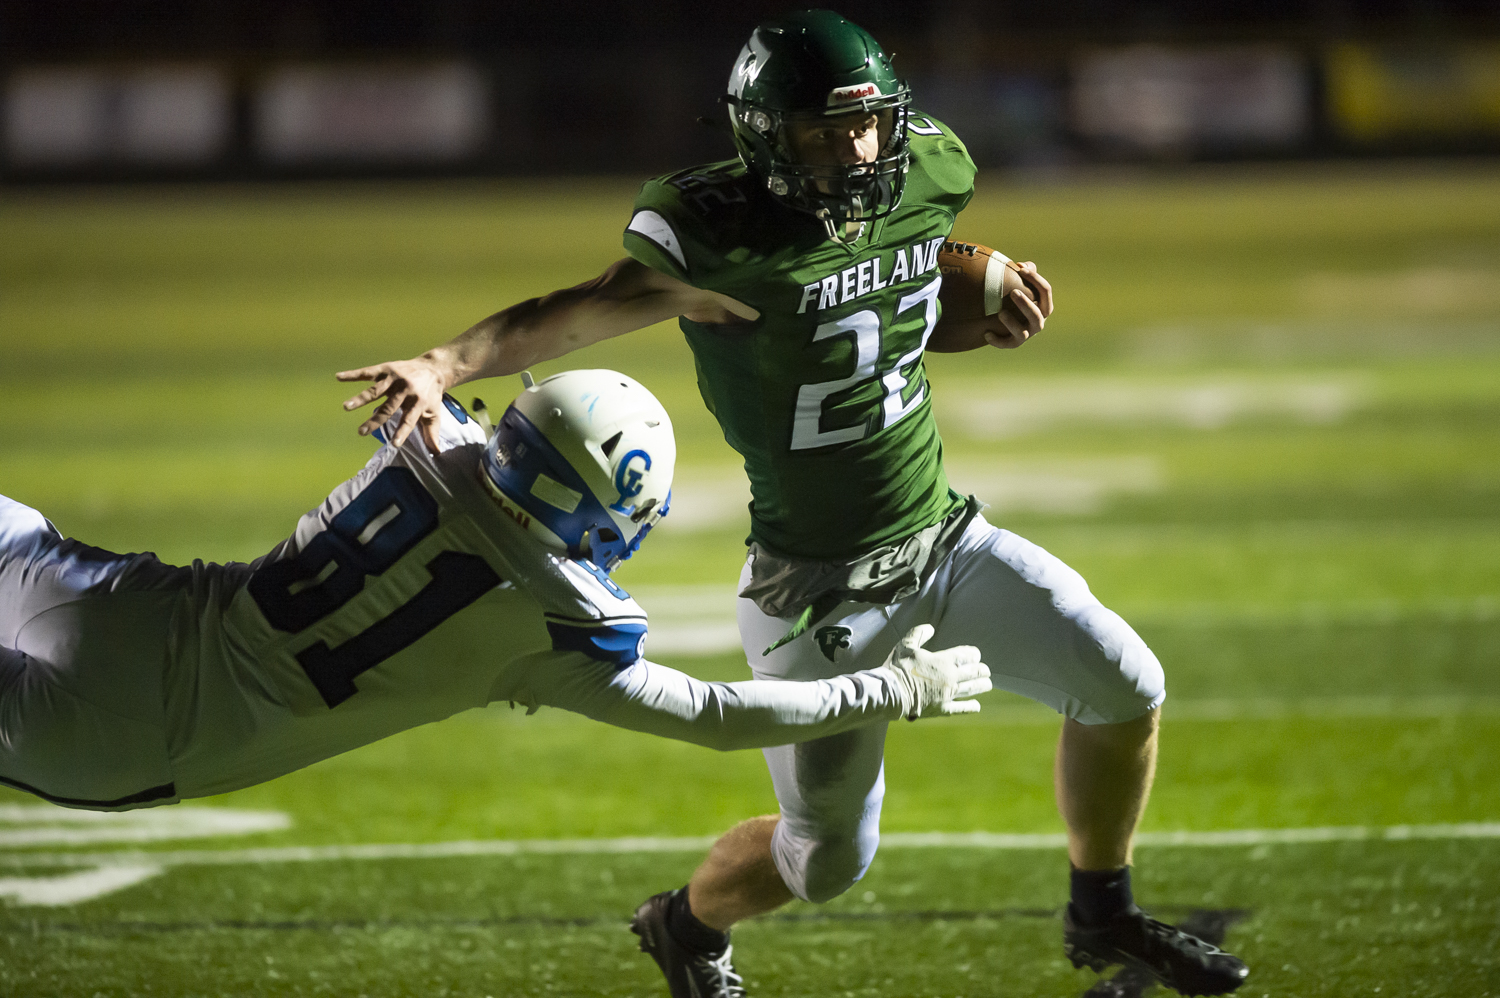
[546,619,648,669]
[625,208,689,280]
[625,161,754,284]
[901,112,976,208]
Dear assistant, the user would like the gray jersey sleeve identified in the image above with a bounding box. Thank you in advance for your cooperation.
[501,649,905,750]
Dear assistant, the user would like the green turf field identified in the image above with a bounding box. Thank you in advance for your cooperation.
[1,162,1498,996]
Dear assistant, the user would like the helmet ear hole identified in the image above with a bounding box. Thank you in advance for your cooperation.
[601,431,623,458]
[630,497,658,523]
[597,527,620,544]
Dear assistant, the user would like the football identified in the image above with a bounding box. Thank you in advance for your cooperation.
[929,240,1036,352]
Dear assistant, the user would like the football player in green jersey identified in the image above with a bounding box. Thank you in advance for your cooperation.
[338,9,1248,997]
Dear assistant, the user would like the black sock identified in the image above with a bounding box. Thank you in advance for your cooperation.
[665,886,730,954]
[1070,865,1135,926]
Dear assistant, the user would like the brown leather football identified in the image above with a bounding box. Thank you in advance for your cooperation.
[929,240,1034,352]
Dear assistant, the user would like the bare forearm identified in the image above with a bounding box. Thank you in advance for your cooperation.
[338,257,718,449]
[423,268,676,389]
[424,284,602,387]
[422,301,546,390]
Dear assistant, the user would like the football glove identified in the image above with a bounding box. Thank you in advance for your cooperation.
[875,624,992,720]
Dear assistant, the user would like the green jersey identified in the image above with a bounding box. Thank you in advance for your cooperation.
[623,113,976,559]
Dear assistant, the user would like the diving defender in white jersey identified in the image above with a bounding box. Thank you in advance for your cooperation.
[0,371,990,811]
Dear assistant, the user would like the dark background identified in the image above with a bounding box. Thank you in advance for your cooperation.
[3,0,1499,179]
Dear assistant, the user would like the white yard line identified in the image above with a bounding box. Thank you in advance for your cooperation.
[0,864,163,906]
[5,822,1499,872]
[0,805,290,848]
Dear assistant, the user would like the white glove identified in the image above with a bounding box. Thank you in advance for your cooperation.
[874,624,992,720]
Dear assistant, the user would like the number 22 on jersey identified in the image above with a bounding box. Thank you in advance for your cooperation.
[791,273,940,451]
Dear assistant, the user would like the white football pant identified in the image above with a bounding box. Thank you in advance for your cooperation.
[738,514,1166,903]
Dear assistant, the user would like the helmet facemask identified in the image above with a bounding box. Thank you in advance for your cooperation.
[728,93,911,243]
[724,12,914,244]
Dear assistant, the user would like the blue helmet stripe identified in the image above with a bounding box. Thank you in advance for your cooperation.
[481,406,632,565]
[546,620,648,669]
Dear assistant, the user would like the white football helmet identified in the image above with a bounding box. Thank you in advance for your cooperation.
[480,370,674,572]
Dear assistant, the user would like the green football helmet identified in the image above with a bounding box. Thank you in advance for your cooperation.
[725,9,912,241]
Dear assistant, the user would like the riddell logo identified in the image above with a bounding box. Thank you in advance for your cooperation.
[495,493,532,529]
[829,83,881,104]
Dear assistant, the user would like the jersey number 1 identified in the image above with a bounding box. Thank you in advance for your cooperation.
[248,467,500,708]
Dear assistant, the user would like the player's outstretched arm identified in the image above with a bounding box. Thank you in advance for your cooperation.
[513,625,991,752]
[335,258,752,451]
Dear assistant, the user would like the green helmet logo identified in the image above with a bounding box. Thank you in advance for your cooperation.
[724,9,912,241]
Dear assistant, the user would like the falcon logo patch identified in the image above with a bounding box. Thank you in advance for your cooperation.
[814,625,853,662]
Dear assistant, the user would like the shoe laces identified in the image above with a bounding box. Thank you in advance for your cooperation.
[692,943,746,998]
[1138,913,1230,965]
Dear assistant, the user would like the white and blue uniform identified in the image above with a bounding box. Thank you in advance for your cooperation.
[0,409,916,810]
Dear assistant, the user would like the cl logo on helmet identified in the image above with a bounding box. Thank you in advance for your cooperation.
[829,83,881,104]
[614,449,652,500]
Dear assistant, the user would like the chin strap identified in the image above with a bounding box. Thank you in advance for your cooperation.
[814,208,867,245]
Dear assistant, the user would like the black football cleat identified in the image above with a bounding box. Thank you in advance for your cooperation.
[631,889,747,998]
[1064,903,1249,996]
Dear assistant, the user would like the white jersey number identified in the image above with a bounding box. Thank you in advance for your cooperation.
[789,274,941,451]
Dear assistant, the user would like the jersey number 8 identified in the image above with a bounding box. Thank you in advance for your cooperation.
[248,467,500,708]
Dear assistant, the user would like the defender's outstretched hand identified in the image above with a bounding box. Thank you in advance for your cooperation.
[875,624,992,720]
[337,356,449,452]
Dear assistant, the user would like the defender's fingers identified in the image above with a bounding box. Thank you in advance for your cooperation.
[902,623,936,649]
[954,677,993,698]
[941,700,983,715]
[936,645,982,667]
[391,405,426,448]
[947,659,989,682]
[419,416,442,454]
[372,392,403,415]
[335,366,384,382]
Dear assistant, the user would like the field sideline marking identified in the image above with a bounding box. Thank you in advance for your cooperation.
[5,822,1499,871]
[0,865,161,906]
[0,805,291,848]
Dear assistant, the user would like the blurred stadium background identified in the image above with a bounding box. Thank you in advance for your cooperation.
[2,3,1499,997]
[6,0,1500,179]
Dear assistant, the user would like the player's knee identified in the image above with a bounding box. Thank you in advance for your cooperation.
[1067,605,1166,724]
[772,820,879,904]
[800,836,878,903]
